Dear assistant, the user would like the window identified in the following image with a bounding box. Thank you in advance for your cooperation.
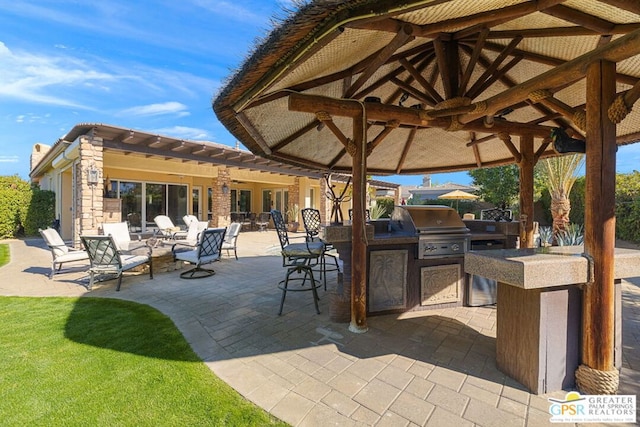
[109,179,188,231]
[232,189,251,212]
[262,190,272,212]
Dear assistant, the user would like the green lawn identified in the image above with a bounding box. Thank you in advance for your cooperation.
[0,244,8,267]
[0,297,288,427]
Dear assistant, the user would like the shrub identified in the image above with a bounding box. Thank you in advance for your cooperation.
[0,175,55,238]
[615,171,640,243]
[373,198,394,218]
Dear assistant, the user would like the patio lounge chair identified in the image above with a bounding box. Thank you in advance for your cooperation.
[221,222,241,260]
[153,215,188,239]
[271,209,324,315]
[172,227,226,279]
[81,235,153,291]
[183,214,199,228]
[39,227,89,279]
[301,208,341,290]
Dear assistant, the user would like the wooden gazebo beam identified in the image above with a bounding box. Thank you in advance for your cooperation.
[459,28,640,124]
[288,92,553,138]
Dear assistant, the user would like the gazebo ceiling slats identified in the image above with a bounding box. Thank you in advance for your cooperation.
[213,0,640,176]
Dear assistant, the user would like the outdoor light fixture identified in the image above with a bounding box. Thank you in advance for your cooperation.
[222,182,229,194]
[87,165,100,186]
[551,128,586,154]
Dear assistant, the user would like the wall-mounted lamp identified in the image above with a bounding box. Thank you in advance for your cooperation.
[222,182,229,194]
[87,165,100,186]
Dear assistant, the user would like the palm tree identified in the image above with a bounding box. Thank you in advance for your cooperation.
[541,154,584,239]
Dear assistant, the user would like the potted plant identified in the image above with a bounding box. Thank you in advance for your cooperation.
[287,203,300,232]
[368,203,390,234]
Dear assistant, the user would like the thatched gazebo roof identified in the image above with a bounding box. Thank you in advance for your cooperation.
[213,0,640,175]
[213,0,640,393]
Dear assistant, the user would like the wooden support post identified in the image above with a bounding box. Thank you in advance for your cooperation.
[518,134,535,248]
[350,110,369,333]
[576,59,618,394]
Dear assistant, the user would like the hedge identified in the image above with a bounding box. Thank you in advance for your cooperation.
[0,175,55,238]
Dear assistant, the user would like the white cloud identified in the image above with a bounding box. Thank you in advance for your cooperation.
[119,102,190,117]
[190,0,268,26]
[0,41,114,109]
[0,155,19,163]
[152,126,211,141]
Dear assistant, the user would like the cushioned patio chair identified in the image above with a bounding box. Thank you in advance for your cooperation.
[102,222,145,253]
[183,214,199,228]
[81,235,153,291]
[39,227,90,279]
[153,215,188,239]
[221,222,241,260]
[170,220,209,252]
[271,209,324,315]
[301,208,341,290]
[172,227,226,279]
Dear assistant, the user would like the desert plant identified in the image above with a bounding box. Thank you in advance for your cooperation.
[286,203,300,224]
[540,154,584,236]
[538,226,553,247]
[369,203,387,220]
[556,223,584,246]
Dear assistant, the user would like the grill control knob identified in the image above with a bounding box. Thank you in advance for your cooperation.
[451,243,460,252]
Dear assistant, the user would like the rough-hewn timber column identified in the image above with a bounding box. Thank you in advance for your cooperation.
[576,60,618,394]
[350,110,368,333]
[518,134,535,248]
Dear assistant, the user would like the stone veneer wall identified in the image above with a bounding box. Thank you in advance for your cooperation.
[74,135,104,246]
[212,167,231,227]
[288,177,300,221]
[319,177,330,223]
[30,143,51,174]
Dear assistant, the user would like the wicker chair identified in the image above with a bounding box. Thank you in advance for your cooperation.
[271,209,324,315]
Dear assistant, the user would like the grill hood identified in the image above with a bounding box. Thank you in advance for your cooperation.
[390,205,470,235]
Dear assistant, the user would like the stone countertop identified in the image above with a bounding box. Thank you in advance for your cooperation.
[469,232,506,241]
[464,246,640,289]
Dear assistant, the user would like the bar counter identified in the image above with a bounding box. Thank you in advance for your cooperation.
[464,246,640,394]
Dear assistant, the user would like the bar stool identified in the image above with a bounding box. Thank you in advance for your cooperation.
[301,208,341,290]
[271,210,324,315]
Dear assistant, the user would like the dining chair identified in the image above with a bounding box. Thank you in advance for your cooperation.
[271,209,324,315]
[256,212,270,231]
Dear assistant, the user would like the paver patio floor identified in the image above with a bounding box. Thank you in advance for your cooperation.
[1,232,638,426]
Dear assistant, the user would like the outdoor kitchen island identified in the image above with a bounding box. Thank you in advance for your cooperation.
[464,246,640,394]
[322,206,471,319]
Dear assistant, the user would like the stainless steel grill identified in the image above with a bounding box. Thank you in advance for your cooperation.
[390,205,471,259]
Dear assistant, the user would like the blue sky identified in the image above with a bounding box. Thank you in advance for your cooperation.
[1,1,638,188]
